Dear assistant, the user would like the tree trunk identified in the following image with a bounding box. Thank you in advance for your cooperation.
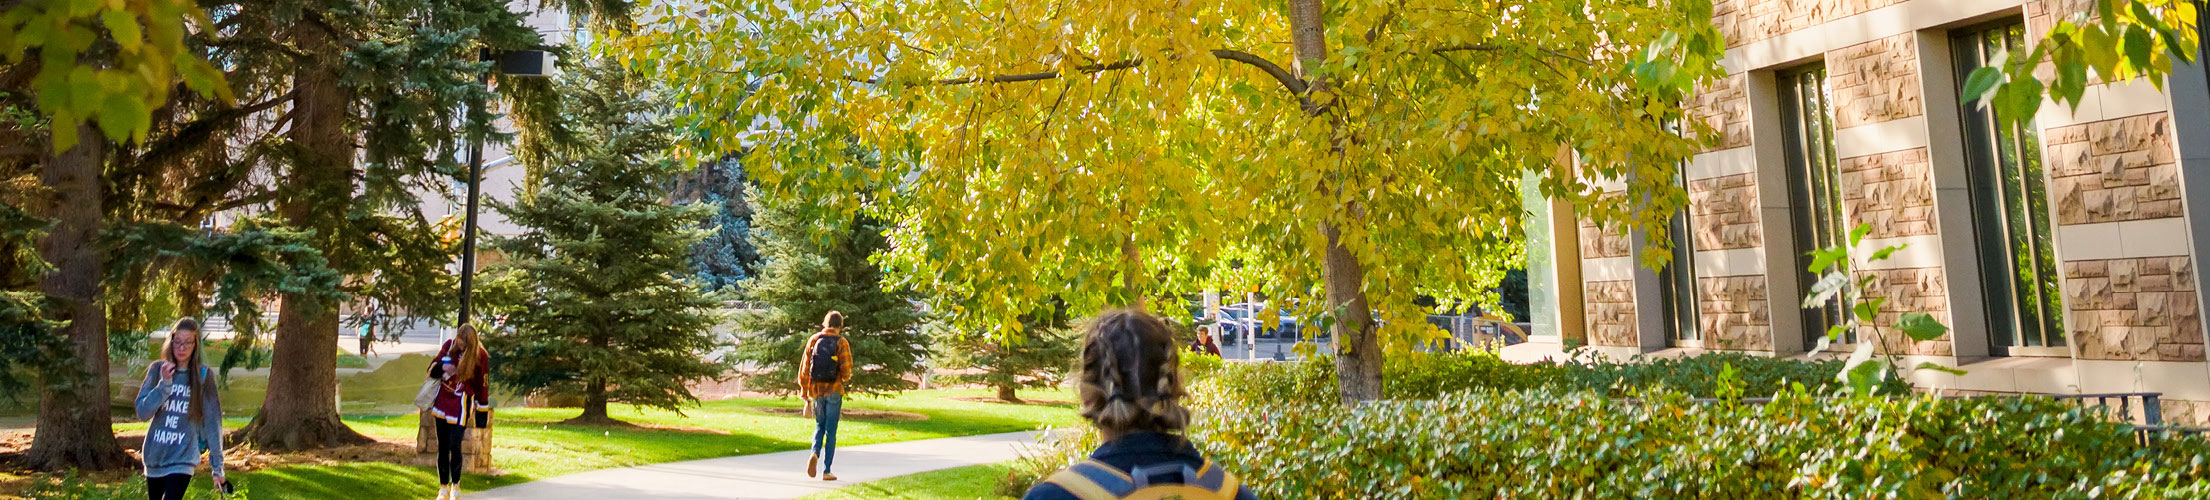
[996,385,1022,403]
[238,294,369,450]
[1119,233,1145,310]
[1321,221,1383,403]
[20,124,133,471]
[1283,0,1386,404]
[567,378,614,424]
[236,24,371,451]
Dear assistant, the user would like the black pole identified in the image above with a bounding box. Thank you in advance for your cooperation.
[458,68,490,328]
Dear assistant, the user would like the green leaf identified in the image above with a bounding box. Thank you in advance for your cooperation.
[1960,66,2004,107]
[1839,342,1882,394]
[1847,223,1871,246]
[1807,247,1845,274]
[2124,25,2154,71]
[99,11,143,53]
[1913,361,1968,376]
[1867,244,1905,263]
[1894,312,1949,342]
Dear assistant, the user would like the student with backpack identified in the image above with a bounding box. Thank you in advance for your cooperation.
[799,311,853,481]
[1023,309,1258,500]
[133,318,231,500]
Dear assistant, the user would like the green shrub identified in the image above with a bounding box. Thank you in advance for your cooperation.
[1191,389,2210,499]
[1178,351,1225,382]
[1187,354,1337,408]
[1188,350,1888,408]
[1001,426,1102,497]
[1556,352,1906,398]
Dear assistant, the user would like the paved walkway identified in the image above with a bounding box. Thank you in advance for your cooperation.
[469,431,1041,500]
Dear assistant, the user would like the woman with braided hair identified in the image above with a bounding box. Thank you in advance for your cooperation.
[1023,309,1258,500]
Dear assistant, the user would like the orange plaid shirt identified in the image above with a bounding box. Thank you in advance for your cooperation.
[798,332,852,398]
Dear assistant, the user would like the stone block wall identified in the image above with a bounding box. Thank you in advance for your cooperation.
[1690,74,1752,152]
[1829,34,1923,129]
[1698,276,1774,350]
[2066,257,2207,362]
[1586,280,1639,347]
[2048,113,2185,224]
[1688,173,1764,250]
[1579,215,1632,259]
[1714,0,1910,48]
[1854,267,1955,356]
[2161,399,2210,427]
[1836,148,1938,239]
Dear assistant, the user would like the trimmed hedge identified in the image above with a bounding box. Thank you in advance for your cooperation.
[1191,390,2210,499]
[1188,351,1896,408]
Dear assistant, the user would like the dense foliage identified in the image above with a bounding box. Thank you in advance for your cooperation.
[930,299,1079,402]
[932,326,1078,403]
[732,187,929,397]
[682,154,760,291]
[1186,351,1896,408]
[1193,390,2210,498]
[1015,354,2164,498]
[485,57,728,423]
[622,0,1733,405]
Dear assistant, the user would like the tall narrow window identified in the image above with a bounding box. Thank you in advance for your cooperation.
[1659,172,1701,346]
[1957,22,2065,355]
[1779,64,1852,345]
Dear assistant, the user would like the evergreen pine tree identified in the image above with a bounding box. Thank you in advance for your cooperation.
[686,155,760,291]
[735,196,928,397]
[486,58,727,425]
[930,304,1078,403]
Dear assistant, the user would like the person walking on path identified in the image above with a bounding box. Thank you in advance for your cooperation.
[134,318,229,500]
[429,324,492,500]
[799,311,853,481]
[1023,309,1258,500]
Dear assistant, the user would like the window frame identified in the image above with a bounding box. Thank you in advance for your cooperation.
[1953,19,2069,357]
[1777,63,1855,347]
[1659,171,1702,347]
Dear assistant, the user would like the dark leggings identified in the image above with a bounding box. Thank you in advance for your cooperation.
[437,419,467,485]
[146,473,190,500]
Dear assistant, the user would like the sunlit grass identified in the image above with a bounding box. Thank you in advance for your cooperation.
[10,388,1076,500]
[798,462,1019,500]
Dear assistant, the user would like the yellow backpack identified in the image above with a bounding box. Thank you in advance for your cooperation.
[1044,458,1241,500]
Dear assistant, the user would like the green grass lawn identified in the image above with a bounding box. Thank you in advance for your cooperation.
[798,462,1019,500]
[8,388,1076,500]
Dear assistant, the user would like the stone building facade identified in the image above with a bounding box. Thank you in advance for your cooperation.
[1560,0,2210,425]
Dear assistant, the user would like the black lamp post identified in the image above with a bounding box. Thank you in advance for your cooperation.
[458,48,550,328]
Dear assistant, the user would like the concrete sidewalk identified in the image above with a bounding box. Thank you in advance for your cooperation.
[468,431,1041,500]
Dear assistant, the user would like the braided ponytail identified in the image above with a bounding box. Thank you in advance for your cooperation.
[1077,309,1190,435]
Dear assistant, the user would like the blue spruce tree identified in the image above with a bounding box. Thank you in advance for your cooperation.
[687,155,760,291]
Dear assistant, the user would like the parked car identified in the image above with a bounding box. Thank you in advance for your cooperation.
[1227,301,1302,339]
[1191,304,1261,345]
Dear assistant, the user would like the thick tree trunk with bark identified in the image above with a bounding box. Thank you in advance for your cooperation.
[1322,222,1383,402]
[997,385,1022,403]
[565,333,619,425]
[20,125,133,471]
[566,378,616,425]
[1284,0,1386,403]
[236,24,372,451]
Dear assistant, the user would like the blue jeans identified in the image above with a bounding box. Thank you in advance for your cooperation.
[811,394,842,472]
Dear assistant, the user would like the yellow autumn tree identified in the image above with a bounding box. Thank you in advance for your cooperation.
[618,0,1727,401]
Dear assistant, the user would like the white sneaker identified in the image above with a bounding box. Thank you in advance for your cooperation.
[436,485,453,500]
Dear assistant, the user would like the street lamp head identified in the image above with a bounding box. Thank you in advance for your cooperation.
[487,49,553,78]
